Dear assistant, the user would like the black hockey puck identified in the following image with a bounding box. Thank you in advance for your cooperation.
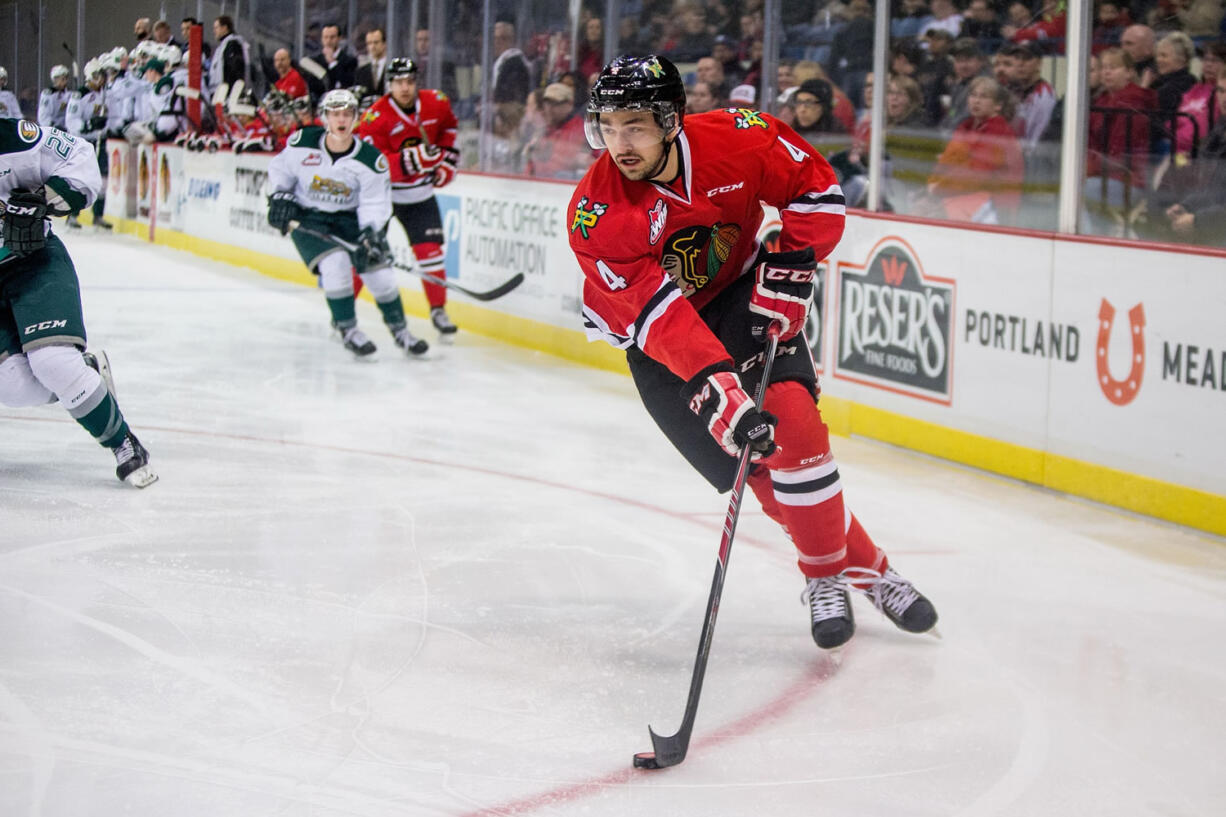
[633,752,660,769]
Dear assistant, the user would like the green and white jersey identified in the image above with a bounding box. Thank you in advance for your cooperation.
[0,119,101,237]
[65,89,107,143]
[267,126,392,231]
[38,87,73,130]
[0,90,20,119]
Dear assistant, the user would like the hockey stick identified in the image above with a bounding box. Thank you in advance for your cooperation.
[288,222,524,301]
[62,42,79,79]
[634,323,783,771]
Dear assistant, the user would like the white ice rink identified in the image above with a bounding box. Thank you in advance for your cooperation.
[2,230,1224,816]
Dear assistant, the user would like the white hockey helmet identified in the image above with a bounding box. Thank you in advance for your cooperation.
[319,88,359,114]
[131,40,157,67]
[83,58,103,80]
[50,64,70,82]
[0,66,8,86]
[102,47,126,74]
[161,44,183,68]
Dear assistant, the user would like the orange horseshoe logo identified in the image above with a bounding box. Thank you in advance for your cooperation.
[1096,299,1145,406]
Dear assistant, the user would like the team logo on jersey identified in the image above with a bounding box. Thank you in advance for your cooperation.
[724,108,768,130]
[375,154,389,173]
[310,175,352,197]
[647,199,667,245]
[302,152,322,166]
[660,222,741,298]
[570,196,608,239]
[18,120,40,143]
[361,109,380,124]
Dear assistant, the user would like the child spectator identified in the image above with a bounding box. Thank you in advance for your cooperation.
[924,76,1024,222]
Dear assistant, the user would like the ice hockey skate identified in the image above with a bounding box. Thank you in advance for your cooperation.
[338,325,377,357]
[392,326,429,356]
[113,431,158,488]
[847,566,939,635]
[83,349,115,397]
[430,307,458,336]
[801,574,855,649]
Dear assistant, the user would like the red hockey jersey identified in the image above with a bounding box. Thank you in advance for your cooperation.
[568,108,845,383]
[356,89,458,204]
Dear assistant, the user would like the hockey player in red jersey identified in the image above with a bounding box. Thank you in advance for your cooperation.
[356,58,460,336]
[569,55,937,649]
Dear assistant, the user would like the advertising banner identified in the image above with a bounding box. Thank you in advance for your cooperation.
[140,153,1226,517]
[102,139,138,222]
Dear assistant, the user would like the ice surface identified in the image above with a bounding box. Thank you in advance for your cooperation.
[1,230,1223,816]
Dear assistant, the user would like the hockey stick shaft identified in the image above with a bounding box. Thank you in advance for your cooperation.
[288,222,523,302]
[640,325,783,769]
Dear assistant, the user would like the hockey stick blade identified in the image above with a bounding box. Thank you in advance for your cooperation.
[632,325,782,771]
[288,222,523,301]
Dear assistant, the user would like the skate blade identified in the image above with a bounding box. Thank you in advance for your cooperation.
[925,626,943,641]
[124,466,160,489]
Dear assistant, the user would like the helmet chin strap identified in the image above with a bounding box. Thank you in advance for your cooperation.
[647,127,681,181]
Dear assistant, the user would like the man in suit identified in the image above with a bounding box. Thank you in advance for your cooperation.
[306,24,357,95]
[355,28,389,97]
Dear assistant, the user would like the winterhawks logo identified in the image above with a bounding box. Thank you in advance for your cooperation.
[570,196,607,239]
[724,108,768,129]
[1096,299,1146,406]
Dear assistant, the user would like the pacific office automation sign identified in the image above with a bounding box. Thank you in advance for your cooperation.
[833,237,955,404]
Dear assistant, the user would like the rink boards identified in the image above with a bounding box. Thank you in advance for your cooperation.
[98,140,1226,536]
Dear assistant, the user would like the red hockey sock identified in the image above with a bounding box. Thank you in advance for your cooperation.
[757,381,849,578]
[414,242,446,308]
[844,512,888,589]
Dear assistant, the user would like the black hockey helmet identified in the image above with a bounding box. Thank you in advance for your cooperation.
[387,58,418,80]
[585,54,685,149]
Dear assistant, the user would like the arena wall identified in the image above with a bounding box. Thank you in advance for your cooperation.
[97,140,1226,537]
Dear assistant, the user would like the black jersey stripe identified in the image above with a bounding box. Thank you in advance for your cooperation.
[771,469,840,494]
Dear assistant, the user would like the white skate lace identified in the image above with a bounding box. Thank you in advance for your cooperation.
[845,566,919,617]
[800,575,849,623]
[114,437,136,465]
[343,327,371,346]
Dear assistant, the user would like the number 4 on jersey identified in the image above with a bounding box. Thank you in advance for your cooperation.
[597,260,627,291]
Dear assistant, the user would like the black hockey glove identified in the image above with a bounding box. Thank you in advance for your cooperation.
[749,247,817,343]
[3,189,49,256]
[266,191,300,235]
[685,364,778,460]
[354,226,391,270]
[87,115,108,133]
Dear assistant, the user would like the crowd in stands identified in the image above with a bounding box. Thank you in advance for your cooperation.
[5,1,1222,245]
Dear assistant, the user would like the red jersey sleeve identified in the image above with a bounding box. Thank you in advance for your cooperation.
[758,116,846,259]
[430,92,458,151]
[569,183,732,383]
